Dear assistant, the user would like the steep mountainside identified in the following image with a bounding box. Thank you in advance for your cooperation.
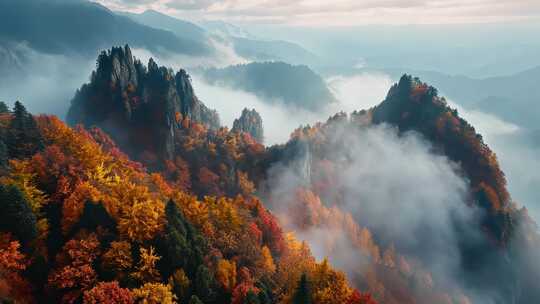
[67,45,220,160]
[380,67,540,129]
[120,9,212,55]
[0,102,363,303]
[259,75,540,303]
[232,108,264,144]
[3,45,540,304]
[202,62,336,111]
[0,0,209,56]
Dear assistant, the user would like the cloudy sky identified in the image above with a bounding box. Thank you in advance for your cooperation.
[95,0,540,26]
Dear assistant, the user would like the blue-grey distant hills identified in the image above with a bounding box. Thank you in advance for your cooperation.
[381,67,540,130]
[122,10,318,65]
[0,0,316,66]
[201,61,336,111]
[0,0,210,56]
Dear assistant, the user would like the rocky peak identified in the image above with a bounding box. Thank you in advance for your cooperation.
[232,108,263,143]
[67,45,220,160]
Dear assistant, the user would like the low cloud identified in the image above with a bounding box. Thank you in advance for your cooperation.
[263,121,487,301]
[95,0,540,26]
[132,37,248,70]
[0,43,94,118]
[447,99,540,222]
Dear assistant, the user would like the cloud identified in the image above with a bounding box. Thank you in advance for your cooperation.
[446,99,540,223]
[263,121,488,301]
[0,43,94,118]
[189,72,392,145]
[326,72,393,112]
[131,37,248,70]
[94,0,540,25]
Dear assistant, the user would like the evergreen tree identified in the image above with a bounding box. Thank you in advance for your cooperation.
[0,184,37,244]
[293,273,312,304]
[75,201,116,233]
[6,101,44,159]
[158,200,206,279]
[0,139,8,168]
[257,289,271,304]
[189,295,204,304]
[195,265,215,303]
[245,291,260,304]
[0,101,9,113]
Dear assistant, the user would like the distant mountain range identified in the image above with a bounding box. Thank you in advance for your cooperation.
[0,0,317,69]
[380,67,540,130]
[122,10,318,65]
[0,0,207,56]
[200,61,336,110]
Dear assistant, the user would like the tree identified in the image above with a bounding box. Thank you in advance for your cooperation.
[293,274,312,304]
[188,295,203,304]
[132,282,176,304]
[6,101,44,159]
[244,291,261,304]
[168,269,190,301]
[0,237,32,303]
[0,101,9,114]
[0,184,37,244]
[73,201,116,234]
[347,290,378,304]
[158,200,205,279]
[216,259,237,292]
[118,200,165,243]
[0,140,7,168]
[131,247,161,283]
[102,241,133,281]
[194,265,215,303]
[83,281,134,304]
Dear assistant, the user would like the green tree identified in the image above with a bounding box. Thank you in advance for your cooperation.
[0,101,9,113]
[158,200,206,279]
[0,184,37,244]
[189,295,203,304]
[195,265,215,303]
[244,291,260,304]
[6,101,44,159]
[0,139,8,168]
[293,273,312,304]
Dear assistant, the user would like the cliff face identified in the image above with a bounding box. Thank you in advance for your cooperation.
[232,108,264,143]
[67,45,219,159]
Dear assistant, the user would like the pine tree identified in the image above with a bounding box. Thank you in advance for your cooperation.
[6,101,44,159]
[0,139,8,168]
[0,184,38,244]
[244,291,260,304]
[189,295,203,304]
[195,265,215,303]
[0,101,9,113]
[293,273,312,304]
[158,200,206,279]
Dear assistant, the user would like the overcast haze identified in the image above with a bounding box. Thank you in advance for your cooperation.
[95,0,540,25]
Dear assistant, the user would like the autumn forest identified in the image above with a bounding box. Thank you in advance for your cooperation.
[1,42,540,304]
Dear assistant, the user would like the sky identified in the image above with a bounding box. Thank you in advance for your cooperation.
[95,0,540,26]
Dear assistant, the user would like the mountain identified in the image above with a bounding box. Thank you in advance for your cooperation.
[200,20,257,39]
[258,75,540,303]
[120,9,212,54]
[0,0,209,56]
[201,62,337,110]
[231,37,319,65]
[3,44,540,303]
[118,9,318,66]
[232,108,264,143]
[0,101,360,303]
[67,45,220,161]
[378,67,540,129]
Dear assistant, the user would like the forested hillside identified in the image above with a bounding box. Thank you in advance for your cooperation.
[1,46,539,304]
